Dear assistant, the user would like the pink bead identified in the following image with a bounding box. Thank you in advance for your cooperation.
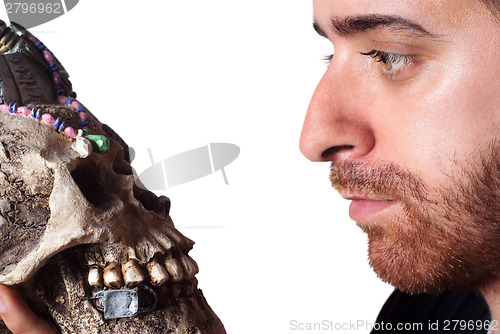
[52,72,60,85]
[57,96,68,104]
[71,101,80,109]
[27,35,38,44]
[0,104,9,113]
[64,127,77,138]
[16,106,30,117]
[43,50,54,64]
[79,113,87,120]
[41,113,55,125]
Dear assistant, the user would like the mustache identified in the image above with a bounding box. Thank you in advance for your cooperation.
[329,160,428,202]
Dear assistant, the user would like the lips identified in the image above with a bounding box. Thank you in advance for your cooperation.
[348,198,397,223]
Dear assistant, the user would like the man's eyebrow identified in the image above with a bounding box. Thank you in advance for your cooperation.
[313,14,437,39]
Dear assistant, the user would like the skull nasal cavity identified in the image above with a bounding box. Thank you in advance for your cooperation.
[71,162,108,207]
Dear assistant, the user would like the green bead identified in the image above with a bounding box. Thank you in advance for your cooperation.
[85,134,110,154]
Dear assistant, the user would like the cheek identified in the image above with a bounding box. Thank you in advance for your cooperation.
[373,63,500,184]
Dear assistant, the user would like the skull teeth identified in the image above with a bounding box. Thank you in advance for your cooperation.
[88,253,198,290]
[164,258,184,282]
[88,266,103,288]
[147,258,169,286]
[122,259,145,288]
[103,262,123,288]
[180,254,199,280]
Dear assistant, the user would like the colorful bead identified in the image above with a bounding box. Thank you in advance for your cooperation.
[64,126,77,138]
[55,85,64,96]
[76,106,85,113]
[41,113,55,125]
[58,121,67,131]
[27,35,38,44]
[52,72,60,85]
[81,119,89,127]
[53,117,61,129]
[65,98,74,105]
[8,103,16,113]
[36,41,46,50]
[43,50,54,64]
[71,101,80,109]
[48,63,59,73]
[85,134,110,154]
[31,108,36,118]
[80,113,87,120]
[0,104,9,113]
[17,107,30,116]
[57,95,67,104]
[35,109,41,120]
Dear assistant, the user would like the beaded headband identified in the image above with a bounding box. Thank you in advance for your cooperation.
[0,24,109,154]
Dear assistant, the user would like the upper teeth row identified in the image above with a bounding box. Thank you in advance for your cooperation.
[88,253,198,289]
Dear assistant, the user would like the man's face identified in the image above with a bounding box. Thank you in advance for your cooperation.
[300,0,500,294]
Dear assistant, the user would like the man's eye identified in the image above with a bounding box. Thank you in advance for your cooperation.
[361,49,417,73]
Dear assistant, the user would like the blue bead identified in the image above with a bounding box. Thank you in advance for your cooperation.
[77,106,85,113]
[30,108,36,118]
[81,119,90,127]
[36,41,46,50]
[35,109,41,120]
[65,98,74,105]
[48,63,59,73]
[8,103,16,113]
[59,121,67,131]
[53,117,61,129]
[55,85,65,96]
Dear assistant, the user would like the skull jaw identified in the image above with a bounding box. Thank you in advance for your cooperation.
[2,246,226,334]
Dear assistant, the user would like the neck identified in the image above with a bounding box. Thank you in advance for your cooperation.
[481,282,500,332]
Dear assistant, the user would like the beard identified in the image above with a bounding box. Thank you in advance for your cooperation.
[330,144,500,294]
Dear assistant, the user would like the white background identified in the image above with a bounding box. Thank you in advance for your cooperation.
[1,1,393,333]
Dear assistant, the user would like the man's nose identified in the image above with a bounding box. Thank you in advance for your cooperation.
[299,66,375,163]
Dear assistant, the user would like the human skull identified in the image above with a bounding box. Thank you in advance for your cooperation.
[0,20,225,333]
[0,105,196,288]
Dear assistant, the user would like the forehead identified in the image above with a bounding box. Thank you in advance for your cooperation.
[312,0,490,35]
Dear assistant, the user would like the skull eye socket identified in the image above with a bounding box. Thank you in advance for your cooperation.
[70,139,133,208]
[71,160,109,207]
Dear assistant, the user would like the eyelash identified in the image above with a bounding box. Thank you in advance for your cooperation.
[322,50,419,78]
[361,49,417,73]
[322,54,334,64]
